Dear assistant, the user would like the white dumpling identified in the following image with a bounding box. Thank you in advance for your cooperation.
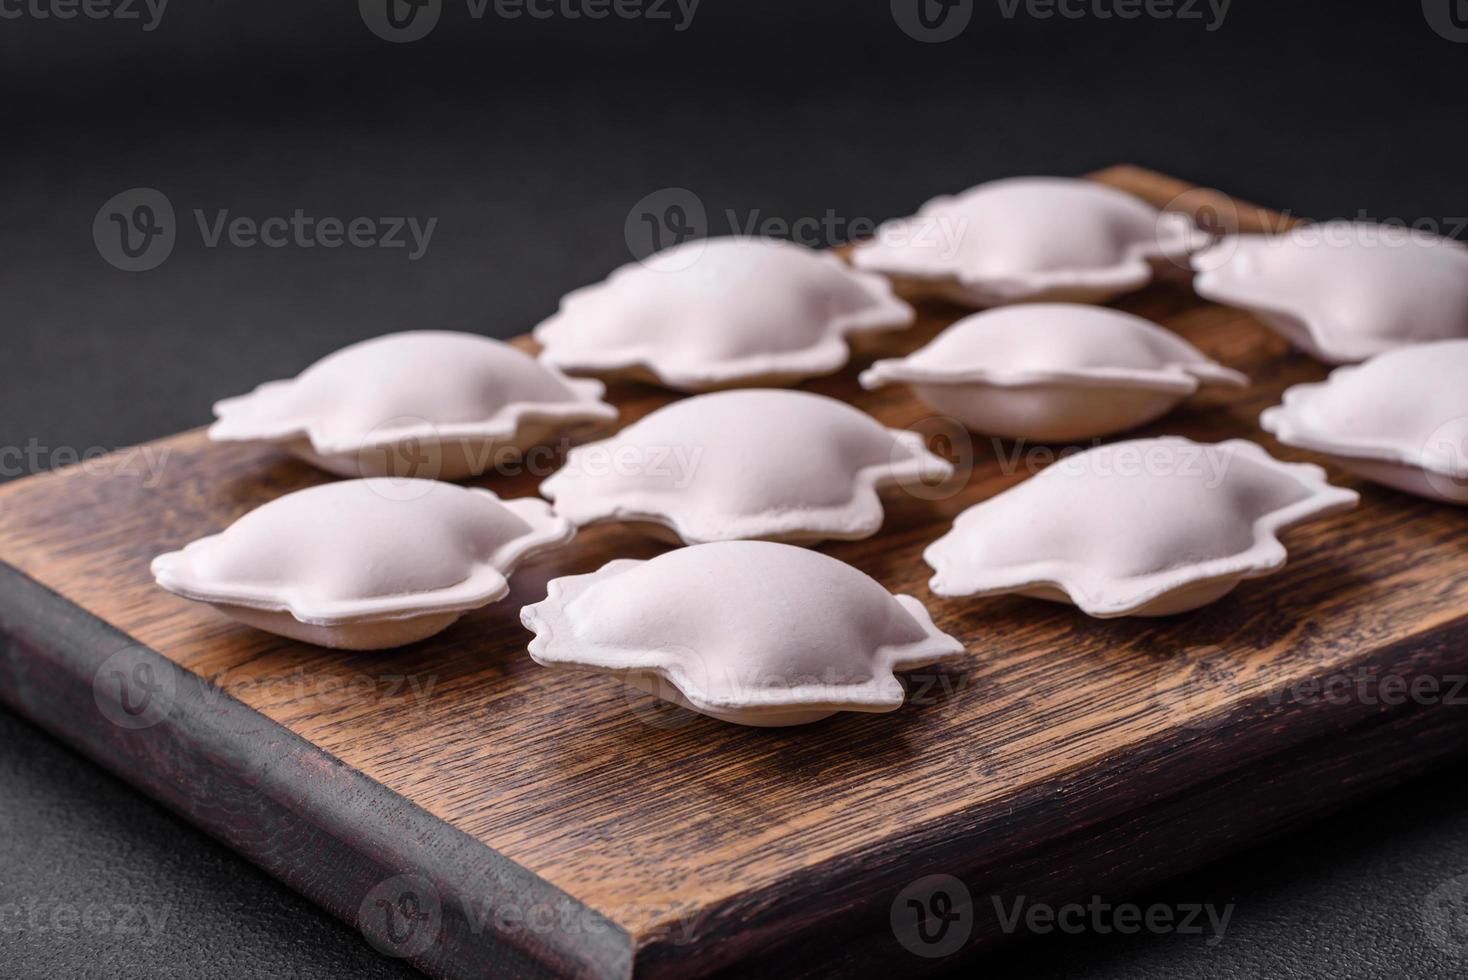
[925,437,1358,617]
[1192,223,1468,364]
[210,331,617,480]
[532,237,914,392]
[1261,339,1468,504]
[850,176,1206,307]
[540,389,952,544]
[521,541,963,726]
[152,479,573,649]
[860,304,1247,441]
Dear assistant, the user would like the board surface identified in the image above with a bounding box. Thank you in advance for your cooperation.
[1,167,1466,979]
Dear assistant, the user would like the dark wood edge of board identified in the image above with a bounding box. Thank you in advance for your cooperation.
[3,504,1467,980]
[0,559,634,980]
[635,612,1468,977]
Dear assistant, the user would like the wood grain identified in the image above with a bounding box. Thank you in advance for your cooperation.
[0,166,1465,978]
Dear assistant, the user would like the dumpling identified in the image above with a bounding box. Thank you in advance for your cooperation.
[850,176,1207,307]
[532,237,914,392]
[521,541,964,726]
[540,389,952,544]
[925,437,1358,617]
[152,479,573,649]
[1261,339,1468,504]
[1192,223,1468,363]
[210,331,617,480]
[859,304,1246,441]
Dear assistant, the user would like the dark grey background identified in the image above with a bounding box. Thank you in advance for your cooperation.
[3,1,1467,977]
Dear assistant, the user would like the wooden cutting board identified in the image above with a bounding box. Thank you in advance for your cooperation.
[2,166,1465,980]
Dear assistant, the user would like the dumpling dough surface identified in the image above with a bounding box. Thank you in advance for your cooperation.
[522,541,963,725]
[925,438,1358,616]
[152,479,573,648]
[1193,224,1468,363]
[851,177,1205,307]
[533,237,913,391]
[1261,339,1468,502]
[210,331,616,478]
[859,305,1246,441]
[541,389,951,543]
